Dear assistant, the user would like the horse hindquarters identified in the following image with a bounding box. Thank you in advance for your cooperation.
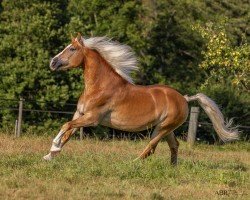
[135,88,188,164]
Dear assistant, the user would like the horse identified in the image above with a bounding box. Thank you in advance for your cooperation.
[43,33,239,164]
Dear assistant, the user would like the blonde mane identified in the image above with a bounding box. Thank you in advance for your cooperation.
[83,37,138,83]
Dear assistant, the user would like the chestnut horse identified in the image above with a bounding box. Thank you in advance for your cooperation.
[44,34,239,164]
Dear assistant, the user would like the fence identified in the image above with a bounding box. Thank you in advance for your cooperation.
[0,98,249,145]
[0,98,81,137]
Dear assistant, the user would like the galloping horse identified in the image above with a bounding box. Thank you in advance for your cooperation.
[44,33,239,164]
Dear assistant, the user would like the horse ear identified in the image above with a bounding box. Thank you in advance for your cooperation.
[77,32,84,47]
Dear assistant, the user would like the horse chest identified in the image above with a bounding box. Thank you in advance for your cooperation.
[77,93,110,114]
[77,103,85,115]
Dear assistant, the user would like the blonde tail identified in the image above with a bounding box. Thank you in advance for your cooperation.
[184,93,239,142]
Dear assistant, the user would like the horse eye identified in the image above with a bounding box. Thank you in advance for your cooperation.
[69,47,76,51]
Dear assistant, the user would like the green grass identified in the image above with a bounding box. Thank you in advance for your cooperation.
[0,133,249,199]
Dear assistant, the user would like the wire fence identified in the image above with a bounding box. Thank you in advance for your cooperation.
[0,98,249,142]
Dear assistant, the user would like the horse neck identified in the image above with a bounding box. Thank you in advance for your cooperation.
[83,50,128,91]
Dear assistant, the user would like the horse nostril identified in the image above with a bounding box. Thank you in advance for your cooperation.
[51,57,58,66]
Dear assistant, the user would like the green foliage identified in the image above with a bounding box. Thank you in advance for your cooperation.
[139,0,206,88]
[191,22,249,140]
[0,0,77,128]
[193,23,249,90]
[0,0,249,140]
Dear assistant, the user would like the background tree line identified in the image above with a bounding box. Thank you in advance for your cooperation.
[0,0,249,142]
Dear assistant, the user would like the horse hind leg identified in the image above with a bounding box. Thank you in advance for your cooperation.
[166,132,179,166]
[133,126,160,161]
[134,112,183,164]
[135,122,176,160]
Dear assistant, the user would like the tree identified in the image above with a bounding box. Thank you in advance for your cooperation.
[0,0,72,130]
[193,23,249,91]
[192,23,249,140]
[0,0,248,140]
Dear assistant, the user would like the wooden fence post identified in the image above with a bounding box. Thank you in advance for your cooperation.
[112,129,115,140]
[79,127,84,140]
[187,107,200,146]
[14,120,18,137]
[17,98,24,137]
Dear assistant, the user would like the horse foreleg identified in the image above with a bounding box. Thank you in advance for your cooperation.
[52,127,80,151]
[61,128,79,147]
[43,128,78,160]
[43,111,82,160]
[43,111,99,161]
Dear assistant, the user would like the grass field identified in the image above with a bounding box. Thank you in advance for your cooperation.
[0,133,249,200]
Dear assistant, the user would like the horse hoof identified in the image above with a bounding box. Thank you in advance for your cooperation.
[43,153,53,161]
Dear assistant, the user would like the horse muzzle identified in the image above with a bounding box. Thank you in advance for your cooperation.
[50,57,65,71]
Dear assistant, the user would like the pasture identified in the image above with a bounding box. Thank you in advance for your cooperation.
[0,133,249,200]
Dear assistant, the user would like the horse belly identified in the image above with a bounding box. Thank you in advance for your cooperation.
[101,102,164,132]
[101,115,157,132]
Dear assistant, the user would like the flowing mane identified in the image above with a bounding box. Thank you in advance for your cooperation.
[83,37,138,83]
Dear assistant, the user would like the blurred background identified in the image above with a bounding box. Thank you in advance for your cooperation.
[0,0,249,142]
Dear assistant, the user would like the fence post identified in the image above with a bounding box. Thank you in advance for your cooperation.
[187,107,200,146]
[79,127,84,140]
[14,120,18,137]
[112,129,115,140]
[17,98,24,137]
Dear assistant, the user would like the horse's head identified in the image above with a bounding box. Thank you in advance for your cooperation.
[50,33,85,71]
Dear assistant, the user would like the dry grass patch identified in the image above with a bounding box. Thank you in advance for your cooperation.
[0,133,249,199]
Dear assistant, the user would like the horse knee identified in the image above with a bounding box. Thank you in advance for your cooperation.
[62,122,72,130]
